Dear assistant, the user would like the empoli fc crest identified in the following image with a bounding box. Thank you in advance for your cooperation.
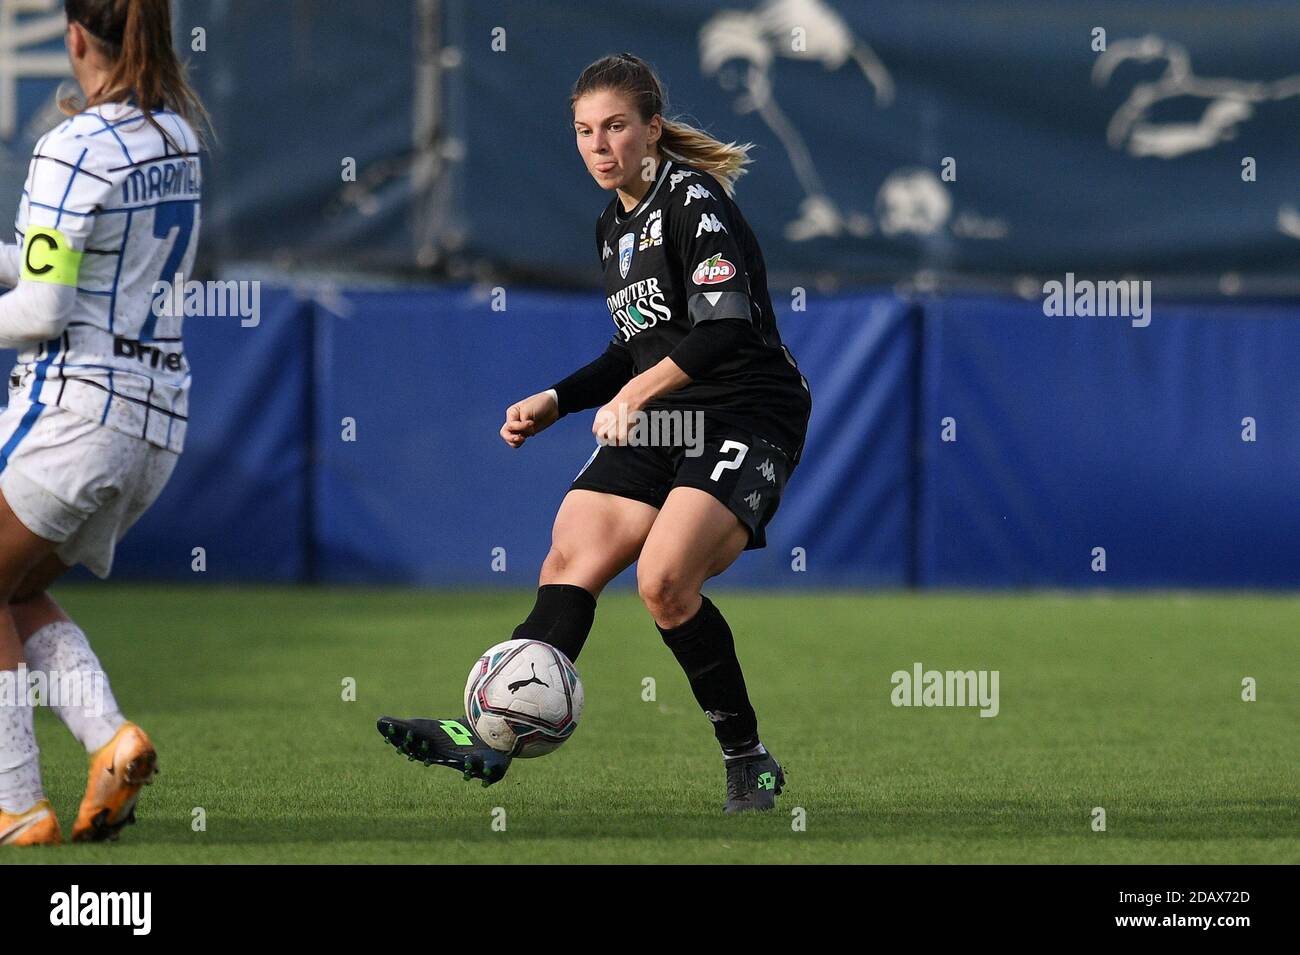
[618,232,635,279]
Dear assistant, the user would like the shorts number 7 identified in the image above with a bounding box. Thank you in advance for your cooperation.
[710,440,749,482]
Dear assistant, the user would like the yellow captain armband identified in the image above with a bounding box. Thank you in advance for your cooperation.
[21,226,83,286]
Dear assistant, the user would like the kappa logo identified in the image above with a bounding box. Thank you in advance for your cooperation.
[638,209,663,251]
[756,458,776,484]
[602,240,613,261]
[683,182,714,206]
[695,213,727,237]
[669,168,699,191]
[618,232,635,279]
[744,491,763,512]
[692,253,735,285]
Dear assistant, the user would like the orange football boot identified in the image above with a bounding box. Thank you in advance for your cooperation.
[0,799,62,846]
[72,722,158,842]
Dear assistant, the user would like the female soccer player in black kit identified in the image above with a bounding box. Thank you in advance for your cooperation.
[380,53,810,814]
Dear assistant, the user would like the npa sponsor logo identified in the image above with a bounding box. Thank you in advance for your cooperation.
[618,232,635,279]
[692,253,735,285]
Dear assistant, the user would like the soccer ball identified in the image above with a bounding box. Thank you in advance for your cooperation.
[464,640,583,757]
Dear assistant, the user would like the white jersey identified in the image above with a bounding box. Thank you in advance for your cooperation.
[10,102,201,453]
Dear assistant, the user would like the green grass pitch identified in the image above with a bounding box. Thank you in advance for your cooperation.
[6,586,1297,864]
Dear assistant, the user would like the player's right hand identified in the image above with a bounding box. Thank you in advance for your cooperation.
[500,391,559,448]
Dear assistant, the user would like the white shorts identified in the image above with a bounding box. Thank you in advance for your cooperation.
[0,398,179,579]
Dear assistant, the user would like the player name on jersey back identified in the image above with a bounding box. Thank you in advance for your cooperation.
[120,155,202,206]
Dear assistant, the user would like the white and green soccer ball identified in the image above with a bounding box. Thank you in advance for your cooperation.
[464,639,583,757]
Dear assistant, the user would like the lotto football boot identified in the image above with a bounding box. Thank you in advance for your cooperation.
[377,716,511,786]
[0,799,62,846]
[723,751,785,814]
[72,722,158,842]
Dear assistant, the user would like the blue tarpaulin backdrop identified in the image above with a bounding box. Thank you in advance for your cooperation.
[3,2,1300,287]
[30,286,1292,589]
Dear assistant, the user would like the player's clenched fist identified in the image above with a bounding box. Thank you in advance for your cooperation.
[500,391,560,448]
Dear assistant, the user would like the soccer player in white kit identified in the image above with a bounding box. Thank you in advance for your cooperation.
[0,0,207,845]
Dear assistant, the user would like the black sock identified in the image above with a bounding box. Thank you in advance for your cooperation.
[656,595,759,754]
[511,584,597,663]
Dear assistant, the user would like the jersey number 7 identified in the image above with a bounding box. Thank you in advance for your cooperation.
[140,202,196,343]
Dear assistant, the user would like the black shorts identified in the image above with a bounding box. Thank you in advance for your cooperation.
[568,416,795,550]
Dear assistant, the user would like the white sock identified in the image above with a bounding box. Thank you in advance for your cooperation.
[24,621,125,754]
[0,677,45,813]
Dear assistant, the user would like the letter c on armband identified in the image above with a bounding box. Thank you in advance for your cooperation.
[21,226,83,286]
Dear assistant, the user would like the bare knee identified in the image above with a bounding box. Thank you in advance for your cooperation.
[539,542,616,596]
[637,566,700,629]
[539,544,570,583]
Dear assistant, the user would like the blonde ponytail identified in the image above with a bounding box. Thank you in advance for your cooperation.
[658,118,753,197]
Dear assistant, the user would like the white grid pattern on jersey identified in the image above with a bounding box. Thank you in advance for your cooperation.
[11,103,201,452]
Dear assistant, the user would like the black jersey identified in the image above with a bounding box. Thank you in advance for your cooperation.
[596,159,811,462]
